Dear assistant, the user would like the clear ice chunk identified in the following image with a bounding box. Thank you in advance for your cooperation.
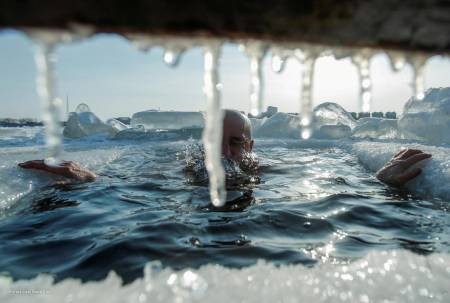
[398,87,450,144]
[312,102,356,139]
[352,117,398,139]
[313,102,357,130]
[63,106,112,138]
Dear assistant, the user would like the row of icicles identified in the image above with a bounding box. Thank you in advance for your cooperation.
[28,29,430,206]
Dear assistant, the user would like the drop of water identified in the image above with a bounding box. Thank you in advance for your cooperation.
[271,54,287,73]
[163,48,184,67]
[202,41,226,207]
[241,41,268,117]
[387,51,407,72]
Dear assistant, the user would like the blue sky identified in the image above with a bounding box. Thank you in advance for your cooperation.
[0,29,449,120]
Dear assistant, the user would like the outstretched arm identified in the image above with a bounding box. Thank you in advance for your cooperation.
[376,149,431,187]
[18,160,96,183]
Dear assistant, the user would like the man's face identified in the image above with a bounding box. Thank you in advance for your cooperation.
[222,113,254,164]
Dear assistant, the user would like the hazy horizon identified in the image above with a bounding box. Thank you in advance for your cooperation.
[1,29,449,120]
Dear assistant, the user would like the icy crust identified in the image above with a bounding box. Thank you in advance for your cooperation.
[350,141,450,199]
[0,250,448,303]
[398,87,450,144]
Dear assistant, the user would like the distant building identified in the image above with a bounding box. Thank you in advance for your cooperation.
[248,106,279,119]
[385,112,397,119]
[358,112,370,119]
[371,112,384,118]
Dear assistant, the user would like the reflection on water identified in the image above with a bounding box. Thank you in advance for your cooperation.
[0,140,448,284]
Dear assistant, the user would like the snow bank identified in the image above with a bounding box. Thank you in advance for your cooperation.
[0,250,448,303]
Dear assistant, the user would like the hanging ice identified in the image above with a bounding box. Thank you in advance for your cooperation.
[270,46,290,73]
[408,54,428,100]
[351,50,373,113]
[26,29,94,164]
[271,54,286,73]
[163,47,184,67]
[386,51,406,72]
[33,41,62,165]
[240,41,268,117]
[296,49,318,139]
[202,41,226,207]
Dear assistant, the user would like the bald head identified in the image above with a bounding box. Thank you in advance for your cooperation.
[221,109,254,163]
[223,109,252,139]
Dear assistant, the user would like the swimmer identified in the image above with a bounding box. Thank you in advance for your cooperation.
[18,110,431,188]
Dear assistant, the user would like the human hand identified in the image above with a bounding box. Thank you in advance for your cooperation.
[18,160,96,182]
[376,149,431,187]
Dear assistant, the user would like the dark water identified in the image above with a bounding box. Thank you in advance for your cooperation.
[0,140,448,284]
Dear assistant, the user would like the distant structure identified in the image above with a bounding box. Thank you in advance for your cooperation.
[358,112,370,119]
[371,112,384,118]
[348,111,396,120]
[385,112,397,119]
[0,118,43,127]
[248,106,278,119]
[115,117,131,125]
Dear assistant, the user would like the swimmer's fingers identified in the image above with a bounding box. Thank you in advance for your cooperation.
[18,160,46,169]
[18,159,68,174]
[398,168,422,184]
[396,149,423,160]
[393,149,407,158]
[402,153,432,167]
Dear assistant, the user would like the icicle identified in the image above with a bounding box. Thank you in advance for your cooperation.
[34,42,62,165]
[202,41,226,207]
[163,47,184,67]
[25,29,95,165]
[387,51,407,72]
[271,54,286,73]
[241,41,268,117]
[296,49,318,139]
[351,51,373,113]
[408,55,428,100]
[270,46,290,73]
